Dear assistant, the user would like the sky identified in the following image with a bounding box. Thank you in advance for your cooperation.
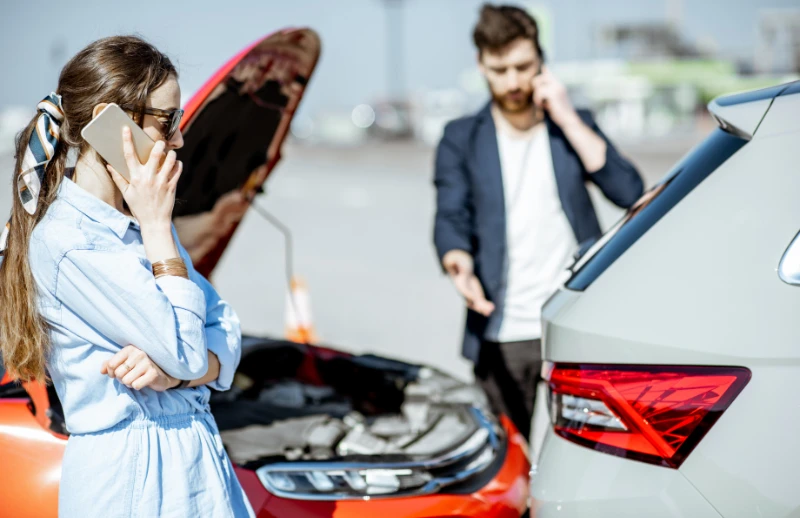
[1,0,797,117]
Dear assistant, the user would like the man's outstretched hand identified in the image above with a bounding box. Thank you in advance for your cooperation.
[442,250,495,317]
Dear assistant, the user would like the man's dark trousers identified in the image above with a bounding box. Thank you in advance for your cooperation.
[474,339,541,439]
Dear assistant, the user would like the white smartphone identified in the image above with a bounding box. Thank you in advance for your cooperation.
[80,103,156,181]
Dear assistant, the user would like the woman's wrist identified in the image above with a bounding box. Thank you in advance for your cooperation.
[140,221,173,240]
[140,221,180,263]
[167,376,190,389]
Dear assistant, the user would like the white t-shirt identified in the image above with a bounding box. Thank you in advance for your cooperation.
[492,121,578,342]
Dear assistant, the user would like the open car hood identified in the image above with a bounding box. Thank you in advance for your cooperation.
[211,337,505,500]
[174,28,321,277]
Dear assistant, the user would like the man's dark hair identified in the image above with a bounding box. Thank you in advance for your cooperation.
[472,4,544,59]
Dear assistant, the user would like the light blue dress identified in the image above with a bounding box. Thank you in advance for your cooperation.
[28,176,255,517]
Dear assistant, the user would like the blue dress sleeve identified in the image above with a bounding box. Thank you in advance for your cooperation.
[174,228,242,391]
[56,247,210,381]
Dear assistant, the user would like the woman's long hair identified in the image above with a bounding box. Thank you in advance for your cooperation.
[0,36,177,382]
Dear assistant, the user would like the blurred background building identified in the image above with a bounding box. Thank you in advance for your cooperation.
[291,0,800,146]
[1,0,798,379]
[1,0,798,150]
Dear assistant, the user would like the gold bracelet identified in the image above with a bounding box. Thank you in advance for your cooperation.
[153,265,188,279]
[154,268,189,280]
[152,257,189,279]
[154,265,189,279]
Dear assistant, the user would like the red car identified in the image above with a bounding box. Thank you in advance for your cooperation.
[0,29,530,518]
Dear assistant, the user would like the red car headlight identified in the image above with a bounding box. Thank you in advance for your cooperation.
[255,408,501,500]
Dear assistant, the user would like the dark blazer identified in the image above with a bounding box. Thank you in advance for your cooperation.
[433,102,644,362]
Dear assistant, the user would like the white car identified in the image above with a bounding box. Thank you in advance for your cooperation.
[531,81,800,517]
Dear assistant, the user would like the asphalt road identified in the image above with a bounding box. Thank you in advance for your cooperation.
[0,137,698,383]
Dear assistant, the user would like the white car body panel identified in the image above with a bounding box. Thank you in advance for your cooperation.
[532,82,800,517]
[532,430,722,517]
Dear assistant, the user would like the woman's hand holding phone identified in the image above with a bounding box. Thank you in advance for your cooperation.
[107,127,182,228]
[107,127,183,262]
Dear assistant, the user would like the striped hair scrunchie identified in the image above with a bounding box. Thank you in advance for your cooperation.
[0,92,64,256]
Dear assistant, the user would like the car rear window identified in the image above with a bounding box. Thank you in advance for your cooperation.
[566,128,747,291]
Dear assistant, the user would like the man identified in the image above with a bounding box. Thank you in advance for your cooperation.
[433,4,643,440]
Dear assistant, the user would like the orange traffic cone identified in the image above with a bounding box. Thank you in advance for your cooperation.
[284,276,318,344]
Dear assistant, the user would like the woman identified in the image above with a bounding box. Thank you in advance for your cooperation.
[0,36,254,517]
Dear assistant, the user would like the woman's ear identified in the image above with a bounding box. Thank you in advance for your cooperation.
[91,103,109,119]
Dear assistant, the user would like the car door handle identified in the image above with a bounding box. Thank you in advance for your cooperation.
[778,231,800,286]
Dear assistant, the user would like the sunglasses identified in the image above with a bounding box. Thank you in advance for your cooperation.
[120,104,184,141]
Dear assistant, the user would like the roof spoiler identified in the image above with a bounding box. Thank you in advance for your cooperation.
[707,82,797,140]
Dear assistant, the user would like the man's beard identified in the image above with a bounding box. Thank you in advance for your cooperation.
[491,88,534,114]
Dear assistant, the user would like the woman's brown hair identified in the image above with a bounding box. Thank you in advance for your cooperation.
[0,35,177,382]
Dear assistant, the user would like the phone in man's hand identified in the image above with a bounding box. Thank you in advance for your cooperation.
[80,103,155,182]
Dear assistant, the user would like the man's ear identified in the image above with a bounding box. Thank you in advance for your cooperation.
[91,103,109,119]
